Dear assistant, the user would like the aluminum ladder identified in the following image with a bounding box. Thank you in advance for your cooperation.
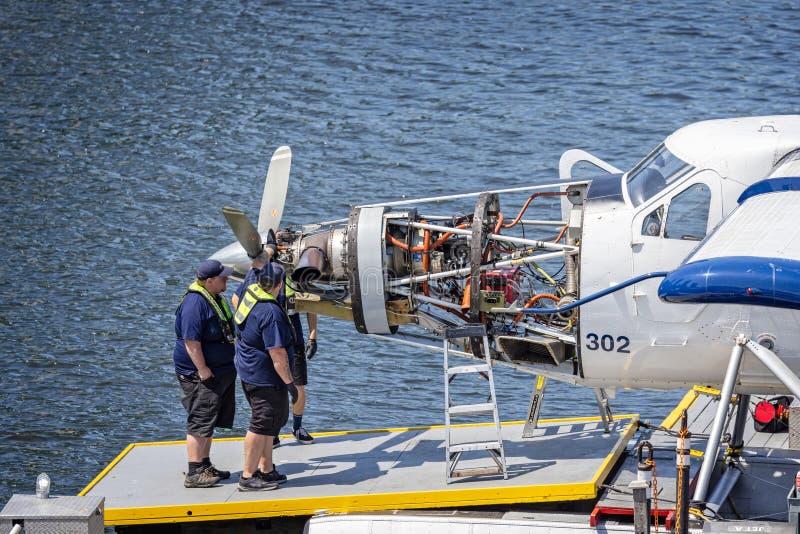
[443,324,508,483]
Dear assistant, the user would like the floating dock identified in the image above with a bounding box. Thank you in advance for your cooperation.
[302,387,800,532]
[80,415,637,527]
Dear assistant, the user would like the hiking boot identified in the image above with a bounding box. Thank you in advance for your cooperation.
[273,436,281,448]
[293,426,314,444]
[256,466,287,485]
[204,464,230,480]
[184,470,220,488]
[237,475,279,492]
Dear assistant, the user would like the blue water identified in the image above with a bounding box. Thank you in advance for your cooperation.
[1,0,799,507]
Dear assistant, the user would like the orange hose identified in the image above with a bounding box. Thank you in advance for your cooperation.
[493,212,505,235]
[429,222,470,249]
[553,223,568,243]
[482,212,505,263]
[431,302,469,321]
[385,222,470,252]
[512,293,559,325]
[501,191,569,229]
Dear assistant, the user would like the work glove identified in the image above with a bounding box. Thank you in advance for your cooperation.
[286,381,299,404]
[305,339,317,359]
[263,229,278,258]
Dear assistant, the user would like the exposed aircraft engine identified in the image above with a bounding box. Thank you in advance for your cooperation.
[247,184,588,367]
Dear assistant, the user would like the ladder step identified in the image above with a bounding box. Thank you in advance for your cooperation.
[448,402,496,415]
[444,324,486,340]
[447,364,491,376]
[450,466,504,478]
[449,441,503,453]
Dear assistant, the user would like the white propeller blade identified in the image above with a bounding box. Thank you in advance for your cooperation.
[258,145,291,235]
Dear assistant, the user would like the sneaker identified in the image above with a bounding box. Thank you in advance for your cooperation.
[237,475,279,492]
[204,464,230,480]
[184,470,220,488]
[293,426,314,444]
[273,436,281,448]
[256,466,287,485]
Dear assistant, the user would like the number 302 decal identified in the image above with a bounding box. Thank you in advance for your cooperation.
[585,333,631,353]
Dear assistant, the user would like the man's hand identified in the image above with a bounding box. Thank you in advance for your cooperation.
[263,229,278,258]
[305,339,317,359]
[198,366,213,381]
[286,382,299,404]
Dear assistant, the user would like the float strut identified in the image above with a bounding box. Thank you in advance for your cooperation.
[693,337,745,504]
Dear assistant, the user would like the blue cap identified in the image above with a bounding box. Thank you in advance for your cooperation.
[196,259,234,280]
[258,262,285,288]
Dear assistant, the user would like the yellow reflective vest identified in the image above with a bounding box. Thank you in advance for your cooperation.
[234,283,295,345]
[180,281,235,343]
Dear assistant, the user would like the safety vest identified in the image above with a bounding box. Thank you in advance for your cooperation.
[179,281,235,343]
[234,283,295,345]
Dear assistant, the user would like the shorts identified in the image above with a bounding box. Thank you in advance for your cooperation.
[242,381,289,436]
[292,344,308,386]
[178,370,236,437]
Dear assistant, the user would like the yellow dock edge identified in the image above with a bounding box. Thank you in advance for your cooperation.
[660,385,720,430]
[87,415,639,526]
[104,481,601,525]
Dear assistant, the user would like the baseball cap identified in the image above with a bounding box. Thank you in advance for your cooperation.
[196,259,234,280]
[258,262,285,288]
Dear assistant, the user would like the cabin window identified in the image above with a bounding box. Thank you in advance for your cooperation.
[627,144,693,207]
[664,183,710,240]
[641,206,664,237]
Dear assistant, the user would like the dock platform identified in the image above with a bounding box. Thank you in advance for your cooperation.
[81,415,637,527]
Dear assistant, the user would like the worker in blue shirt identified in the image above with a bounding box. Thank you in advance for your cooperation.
[173,259,236,488]
[234,262,299,491]
[233,254,318,447]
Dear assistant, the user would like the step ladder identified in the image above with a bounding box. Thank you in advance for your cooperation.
[443,324,508,483]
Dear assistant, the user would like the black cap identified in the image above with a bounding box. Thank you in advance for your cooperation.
[196,259,234,280]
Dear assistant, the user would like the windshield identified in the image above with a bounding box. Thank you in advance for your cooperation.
[627,144,693,207]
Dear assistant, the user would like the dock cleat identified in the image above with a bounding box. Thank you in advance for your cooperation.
[257,466,287,485]
[204,464,230,480]
[294,426,314,444]
[184,470,220,488]
[237,475,279,492]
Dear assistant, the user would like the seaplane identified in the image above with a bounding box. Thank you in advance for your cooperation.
[211,115,800,513]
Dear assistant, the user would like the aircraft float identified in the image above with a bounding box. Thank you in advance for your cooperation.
[211,115,800,506]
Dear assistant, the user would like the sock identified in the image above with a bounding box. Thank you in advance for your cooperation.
[188,461,204,475]
[201,457,211,466]
[293,414,303,431]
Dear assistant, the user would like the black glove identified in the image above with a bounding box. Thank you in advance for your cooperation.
[286,381,299,404]
[305,339,317,359]
[264,230,278,258]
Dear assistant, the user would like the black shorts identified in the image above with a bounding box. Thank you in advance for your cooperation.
[178,370,236,437]
[242,381,289,436]
[292,344,308,386]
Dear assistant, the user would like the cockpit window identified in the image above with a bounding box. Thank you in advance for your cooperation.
[627,144,693,207]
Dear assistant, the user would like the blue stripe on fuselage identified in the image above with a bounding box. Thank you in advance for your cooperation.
[737,177,800,204]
